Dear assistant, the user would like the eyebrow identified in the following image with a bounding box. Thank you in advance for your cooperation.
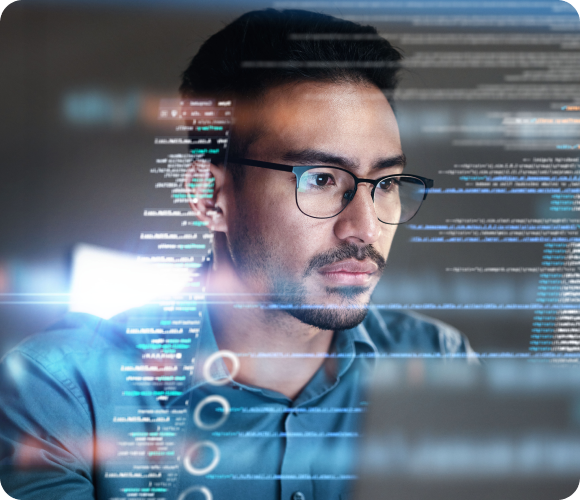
[280,149,407,172]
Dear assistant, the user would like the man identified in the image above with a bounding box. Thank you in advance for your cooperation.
[0,9,474,500]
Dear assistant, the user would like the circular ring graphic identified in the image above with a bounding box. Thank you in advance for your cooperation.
[177,485,213,500]
[193,395,230,430]
[184,441,220,476]
[202,350,240,386]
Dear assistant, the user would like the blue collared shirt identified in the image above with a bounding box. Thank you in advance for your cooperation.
[0,305,474,500]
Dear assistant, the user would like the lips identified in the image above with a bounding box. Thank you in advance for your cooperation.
[317,259,378,286]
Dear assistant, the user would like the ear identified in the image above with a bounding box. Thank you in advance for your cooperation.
[185,159,228,233]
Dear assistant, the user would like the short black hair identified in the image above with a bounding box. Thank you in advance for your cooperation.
[180,9,403,180]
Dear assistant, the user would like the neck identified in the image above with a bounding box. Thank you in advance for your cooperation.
[205,235,334,400]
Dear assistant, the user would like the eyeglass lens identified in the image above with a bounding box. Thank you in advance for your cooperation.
[296,167,426,224]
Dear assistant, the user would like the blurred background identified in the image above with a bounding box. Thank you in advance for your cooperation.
[1,0,580,358]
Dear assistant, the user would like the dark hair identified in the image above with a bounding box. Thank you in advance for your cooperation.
[180,9,403,181]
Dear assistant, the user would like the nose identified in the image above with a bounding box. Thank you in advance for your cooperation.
[333,183,382,245]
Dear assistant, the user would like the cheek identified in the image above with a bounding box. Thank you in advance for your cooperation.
[376,226,398,258]
[254,189,331,269]
[263,205,316,261]
[233,181,296,248]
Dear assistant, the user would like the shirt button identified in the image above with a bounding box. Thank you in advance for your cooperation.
[291,492,306,500]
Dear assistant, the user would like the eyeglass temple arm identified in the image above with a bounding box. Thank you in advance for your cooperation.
[227,157,293,173]
[423,178,434,200]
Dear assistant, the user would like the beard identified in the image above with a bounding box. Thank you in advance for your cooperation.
[227,214,387,331]
[277,283,373,331]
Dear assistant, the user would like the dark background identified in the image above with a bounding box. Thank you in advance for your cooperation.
[1,0,579,357]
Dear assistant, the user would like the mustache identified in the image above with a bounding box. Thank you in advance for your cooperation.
[303,243,387,277]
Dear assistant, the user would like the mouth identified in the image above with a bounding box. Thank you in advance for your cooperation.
[317,258,378,286]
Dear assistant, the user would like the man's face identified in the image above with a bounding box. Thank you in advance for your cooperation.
[224,80,404,330]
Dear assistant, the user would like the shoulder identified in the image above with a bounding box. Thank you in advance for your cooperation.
[1,312,133,416]
[361,307,476,357]
[6,312,128,370]
[0,314,120,495]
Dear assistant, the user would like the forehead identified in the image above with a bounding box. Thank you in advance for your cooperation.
[241,80,402,167]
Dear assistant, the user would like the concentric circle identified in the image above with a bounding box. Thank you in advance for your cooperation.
[202,350,240,386]
[183,441,220,476]
[177,485,213,500]
[193,395,230,430]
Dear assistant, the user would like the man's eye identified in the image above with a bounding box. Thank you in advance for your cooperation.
[378,178,399,191]
[309,173,335,187]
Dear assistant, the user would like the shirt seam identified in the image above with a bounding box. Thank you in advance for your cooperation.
[16,349,93,421]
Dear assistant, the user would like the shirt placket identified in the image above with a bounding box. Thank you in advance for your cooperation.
[280,408,315,500]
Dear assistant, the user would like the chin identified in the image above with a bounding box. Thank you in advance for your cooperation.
[286,286,372,330]
[324,285,371,299]
[266,274,375,330]
[287,304,370,331]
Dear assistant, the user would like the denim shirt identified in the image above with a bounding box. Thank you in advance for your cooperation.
[0,306,474,500]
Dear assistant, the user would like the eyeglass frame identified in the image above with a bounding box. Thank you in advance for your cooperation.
[227,157,434,225]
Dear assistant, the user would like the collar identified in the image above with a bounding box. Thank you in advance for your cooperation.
[189,302,379,405]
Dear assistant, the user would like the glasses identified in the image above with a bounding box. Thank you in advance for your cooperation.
[228,157,434,225]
